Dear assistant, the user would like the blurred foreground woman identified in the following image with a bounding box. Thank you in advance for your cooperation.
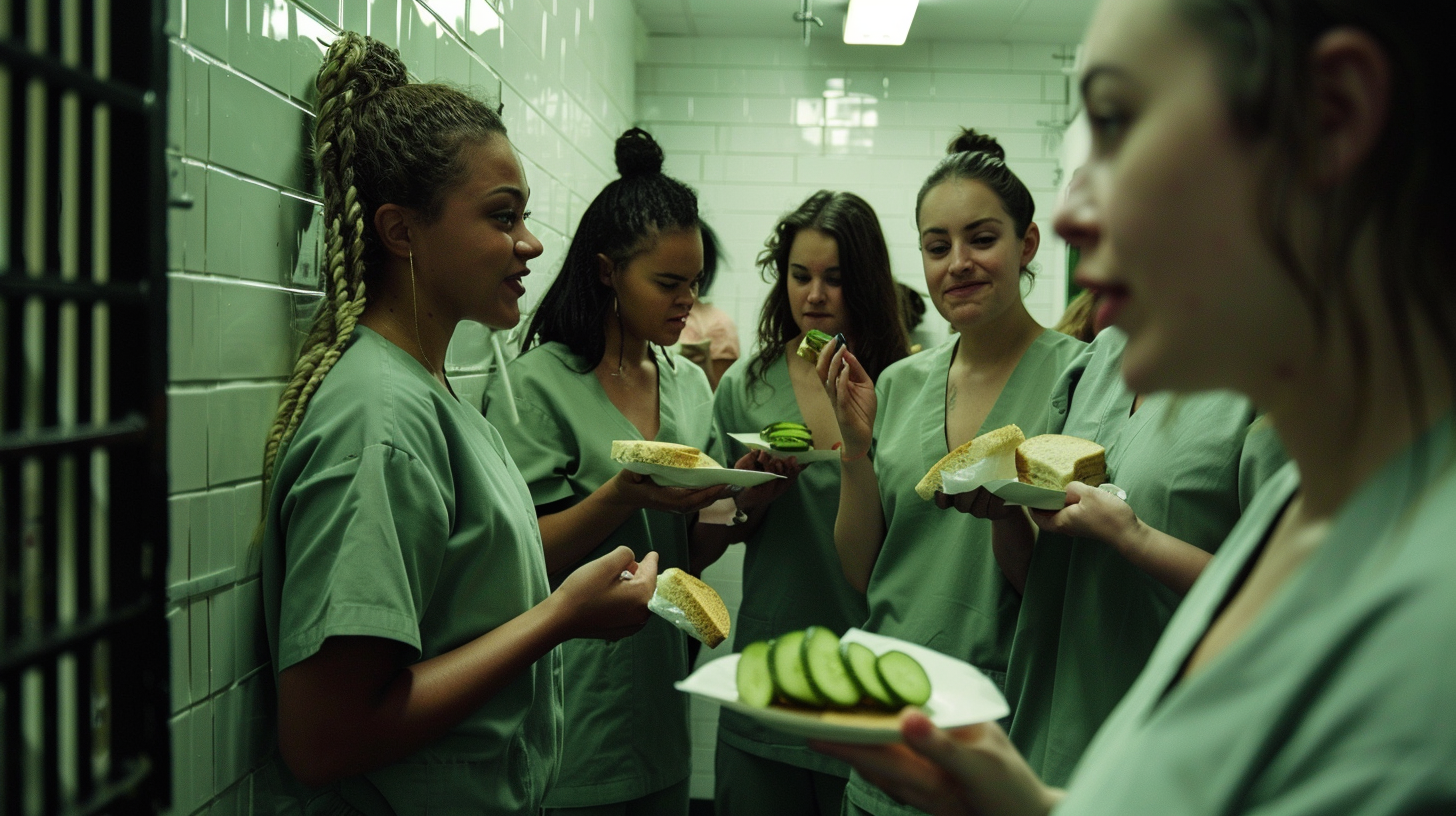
[816,0,1456,813]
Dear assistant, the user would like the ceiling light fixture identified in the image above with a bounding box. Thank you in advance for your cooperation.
[843,0,920,46]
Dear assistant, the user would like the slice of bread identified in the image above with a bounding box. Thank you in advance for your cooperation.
[1015,434,1107,490]
[611,440,703,470]
[654,568,730,647]
[915,424,1026,500]
[695,452,723,469]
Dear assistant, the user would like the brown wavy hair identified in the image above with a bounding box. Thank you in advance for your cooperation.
[746,191,908,396]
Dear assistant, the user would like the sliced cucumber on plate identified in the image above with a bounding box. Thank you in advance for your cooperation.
[735,640,775,708]
[877,650,932,707]
[802,626,863,707]
[736,628,931,712]
[769,630,823,705]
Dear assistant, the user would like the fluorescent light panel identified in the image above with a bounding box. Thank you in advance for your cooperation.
[843,0,920,46]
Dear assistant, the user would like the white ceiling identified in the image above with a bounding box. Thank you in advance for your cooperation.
[632,0,1099,45]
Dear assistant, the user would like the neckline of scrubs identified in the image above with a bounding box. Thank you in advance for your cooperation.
[1150,413,1454,721]
[921,330,1060,463]
[355,325,459,402]
[588,345,669,443]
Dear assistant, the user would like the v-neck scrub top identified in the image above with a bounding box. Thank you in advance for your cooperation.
[484,341,717,808]
[845,329,1085,816]
[1056,417,1456,814]
[711,354,868,777]
[258,326,563,816]
[1003,328,1287,787]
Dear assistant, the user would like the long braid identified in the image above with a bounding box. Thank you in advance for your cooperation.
[259,32,506,503]
[261,34,372,496]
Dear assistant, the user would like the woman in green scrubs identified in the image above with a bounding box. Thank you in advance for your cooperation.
[712,191,909,816]
[256,34,656,816]
[818,132,1085,816]
[943,324,1286,787]
[486,129,793,816]
[815,1,1456,813]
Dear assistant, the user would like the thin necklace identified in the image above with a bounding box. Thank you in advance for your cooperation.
[409,249,436,373]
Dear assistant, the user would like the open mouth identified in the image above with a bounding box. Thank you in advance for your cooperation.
[504,269,529,296]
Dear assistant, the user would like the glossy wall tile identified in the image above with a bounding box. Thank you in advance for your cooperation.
[164,1,641,811]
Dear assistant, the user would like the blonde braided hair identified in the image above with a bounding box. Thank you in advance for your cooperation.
[260,32,507,500]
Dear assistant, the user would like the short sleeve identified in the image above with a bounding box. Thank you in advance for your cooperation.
[489,395,579,507]
[276,442,448,670]
[1238,416,1289,510]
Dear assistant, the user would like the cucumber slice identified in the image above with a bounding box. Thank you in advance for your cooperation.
[842,641,896,708]
[769,630,822,705]
[877,651,932,707]
[801,627,862,707]
[735,641,775,708]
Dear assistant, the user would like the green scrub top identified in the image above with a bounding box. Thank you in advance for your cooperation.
[1057,416,1456,814]
[710,353,868,778]
[1003,328,1287,787]
[257,326,563,816]
[483,341,717,808]
[846,329,1084,816]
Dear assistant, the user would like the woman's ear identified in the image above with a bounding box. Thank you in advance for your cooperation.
[597,253,616,288]
[374,204,413,260]
[1308,27,1391,188]
[1019,221,1041,268]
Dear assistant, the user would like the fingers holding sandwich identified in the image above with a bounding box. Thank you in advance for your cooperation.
[934,486,1016,520]
[553,547,659,641]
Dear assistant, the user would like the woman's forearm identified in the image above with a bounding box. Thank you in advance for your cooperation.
[834,456,887,592]
[1116,522,1212,596]
[277,593,571,787]
[536,483,635,574]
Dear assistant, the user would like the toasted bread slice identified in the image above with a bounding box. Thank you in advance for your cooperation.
[1015,434,1107,490]
[655,568,730,647]
[611,440,703,470]
[915,424,1026,500]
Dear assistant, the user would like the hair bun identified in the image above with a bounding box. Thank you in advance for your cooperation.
[319,32,408,105]
[615,128,665,178]
[948,128,1005,162]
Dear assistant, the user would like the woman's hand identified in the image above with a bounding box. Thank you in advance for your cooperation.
[608,469,736,514]
[812,711,1060,816]
[1029,481,1143,550]
[731,450,804,511]
[551,546,658,641]
[817,337,877,459]
[934,486,1016,520]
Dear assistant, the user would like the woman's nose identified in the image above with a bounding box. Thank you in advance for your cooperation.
[1054,166,1100,251]
[515,226,545,260]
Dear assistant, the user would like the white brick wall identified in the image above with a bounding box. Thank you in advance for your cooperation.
[164,0,640,812]
[635,35,1079,799]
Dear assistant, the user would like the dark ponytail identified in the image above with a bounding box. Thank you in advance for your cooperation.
[523,127,700,370]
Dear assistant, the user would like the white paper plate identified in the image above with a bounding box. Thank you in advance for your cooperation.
[727,432,843,464]
[616,459,784,488]
[940,474,1127,512]
[674,629,1008,744]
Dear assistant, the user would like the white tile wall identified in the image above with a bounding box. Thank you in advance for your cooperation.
[165,0,641,812]
[635,35,1080,799]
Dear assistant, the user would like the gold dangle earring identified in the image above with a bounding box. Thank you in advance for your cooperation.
[611,293,626,377]
[410,248,435,372]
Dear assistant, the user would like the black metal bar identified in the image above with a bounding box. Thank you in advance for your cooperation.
[0,39,152,113]
[0,274,149,305]
[0,413,148,460]
[0,597,154,679]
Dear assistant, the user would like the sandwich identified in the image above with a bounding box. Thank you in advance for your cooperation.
[915,424,1025,500]
[797,330,833,363]
[651,568,731,647]
[611,440,705,470]
[1016,434,1107,490]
